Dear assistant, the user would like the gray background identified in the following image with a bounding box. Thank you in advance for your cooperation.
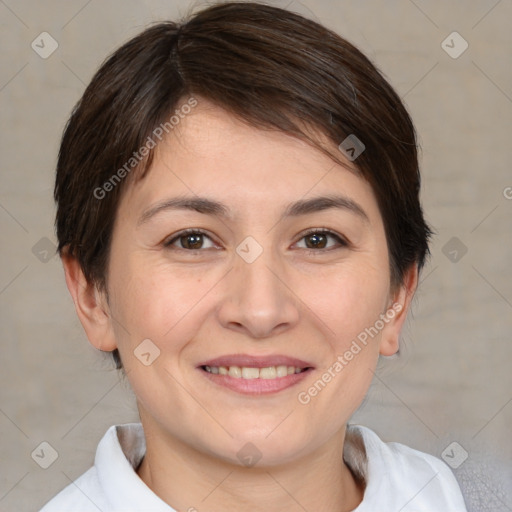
[1,1,511,511]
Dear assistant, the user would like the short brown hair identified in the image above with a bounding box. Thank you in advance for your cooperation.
[55,1,432,369]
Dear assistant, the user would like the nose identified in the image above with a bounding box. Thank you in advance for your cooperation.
[216,246,300,339]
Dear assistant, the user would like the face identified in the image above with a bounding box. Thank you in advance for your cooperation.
[80,98,412,467]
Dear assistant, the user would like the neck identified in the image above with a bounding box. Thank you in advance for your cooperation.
[136,419,364,512]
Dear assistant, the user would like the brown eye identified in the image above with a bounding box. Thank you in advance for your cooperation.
[296,230,348,251]
[304,232,328,249]
[164,230,216,250]
[180,233,204,249]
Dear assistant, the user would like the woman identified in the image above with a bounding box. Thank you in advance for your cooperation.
[41,2,467,510]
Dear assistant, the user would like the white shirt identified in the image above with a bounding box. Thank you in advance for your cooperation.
[40,422,467,511]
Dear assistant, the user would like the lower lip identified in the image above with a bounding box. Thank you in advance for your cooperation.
[198,367,313,395]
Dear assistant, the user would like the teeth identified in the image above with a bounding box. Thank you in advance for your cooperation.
[204,365,306,379]
[276,365,288,377]
[259,366,276,379]
[241,367,259,379]
[228,366,242,378]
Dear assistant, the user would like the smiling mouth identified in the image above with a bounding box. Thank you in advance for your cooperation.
[200,364,312,379]
[197,354,315,394]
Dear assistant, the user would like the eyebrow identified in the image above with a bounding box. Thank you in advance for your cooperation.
[137,194,369,226]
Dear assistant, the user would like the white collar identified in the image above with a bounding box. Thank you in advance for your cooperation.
[95,422,375,510]
[93,422,462,511]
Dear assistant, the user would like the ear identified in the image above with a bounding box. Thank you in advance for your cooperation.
[61,251,117,352]
[379,264,419,356]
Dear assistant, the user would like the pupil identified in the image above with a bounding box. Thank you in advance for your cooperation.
[183,234,203,249]
[306,233,326,249]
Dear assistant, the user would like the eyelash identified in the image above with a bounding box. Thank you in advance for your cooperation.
[163,228,349,254]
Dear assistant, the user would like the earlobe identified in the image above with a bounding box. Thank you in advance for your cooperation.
[61,251,118,353]
[379,264,419,356]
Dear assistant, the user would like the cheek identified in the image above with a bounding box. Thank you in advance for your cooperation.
[107,259,215,414]
[300,259,390,347]
[108,255,219,348]
[296,259,390,416]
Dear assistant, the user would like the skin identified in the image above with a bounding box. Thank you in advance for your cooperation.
[63,98,418,512]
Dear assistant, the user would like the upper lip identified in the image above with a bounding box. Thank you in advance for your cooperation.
[198,354,314,369]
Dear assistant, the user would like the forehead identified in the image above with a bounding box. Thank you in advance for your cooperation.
[119,99,381,224]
